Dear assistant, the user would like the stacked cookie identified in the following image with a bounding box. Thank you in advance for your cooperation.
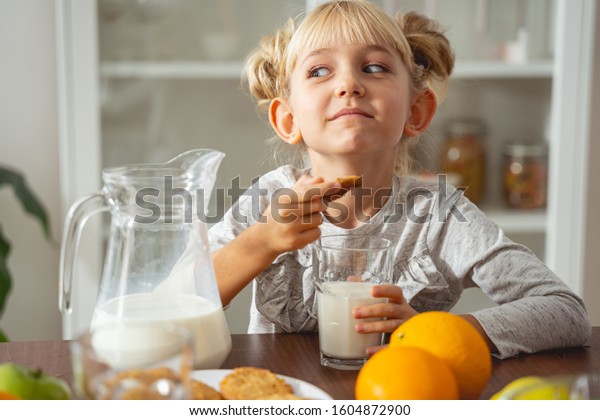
[192,367,302,400]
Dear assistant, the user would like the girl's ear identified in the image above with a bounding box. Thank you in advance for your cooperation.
[269,97,303,144]
[403,88,437,137]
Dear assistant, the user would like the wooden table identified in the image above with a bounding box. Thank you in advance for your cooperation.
[1,328,599,399]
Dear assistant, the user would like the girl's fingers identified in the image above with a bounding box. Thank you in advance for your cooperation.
[301,211,324,226]
[370,284,406,304]
[353,284,419,335]
[355,318,403,334]
[353,285,411,319]
[293,181,341,203]
[365,344,388,356]
[353,302,405,319]
[303,197,329,213]
[273,197,328,221]
[295,227,322,245]
[297,174,324,186]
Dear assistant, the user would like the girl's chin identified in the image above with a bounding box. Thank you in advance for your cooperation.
[305,134,400,158]
[309,149,398,167]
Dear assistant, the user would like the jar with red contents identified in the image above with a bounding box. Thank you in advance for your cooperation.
[502,141,548,209]
[440,119,486,204]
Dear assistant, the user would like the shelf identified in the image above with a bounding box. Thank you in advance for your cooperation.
[100,59,554,80]
[100,61,244,79]
[482,207,547,233]
[452,60,554,79]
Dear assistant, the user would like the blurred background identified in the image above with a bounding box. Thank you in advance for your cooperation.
[1,0,599,341]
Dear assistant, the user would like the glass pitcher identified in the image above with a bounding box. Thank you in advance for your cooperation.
[59,149,231,369]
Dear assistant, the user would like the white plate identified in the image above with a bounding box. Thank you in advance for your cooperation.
[191,369,333,400]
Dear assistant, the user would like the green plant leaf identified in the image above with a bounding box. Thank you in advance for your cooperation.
[0,328,8,343]
[0,166,51,240]
[0,226,11,318]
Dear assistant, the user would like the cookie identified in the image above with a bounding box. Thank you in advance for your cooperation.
[220,367,293,400]
[336,175,362,191]
[191,379,224,400]
[118,386,163,400]
[110,366,180,384]
[101,367,184,400]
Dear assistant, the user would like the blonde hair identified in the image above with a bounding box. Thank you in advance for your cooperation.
[244,0,455,174]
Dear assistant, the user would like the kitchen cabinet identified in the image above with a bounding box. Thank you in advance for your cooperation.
[56,0,597,337]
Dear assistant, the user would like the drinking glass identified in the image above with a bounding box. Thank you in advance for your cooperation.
[312,234,394,370]
[70,323,194,399]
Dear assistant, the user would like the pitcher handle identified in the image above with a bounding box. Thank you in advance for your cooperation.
[59,193,108,314]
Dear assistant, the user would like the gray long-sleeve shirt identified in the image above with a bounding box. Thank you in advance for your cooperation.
[208,165,591,359]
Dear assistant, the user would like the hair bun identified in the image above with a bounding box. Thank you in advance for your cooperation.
[396,11,454,104]
[399,11,454,81]
[244,18,295,109]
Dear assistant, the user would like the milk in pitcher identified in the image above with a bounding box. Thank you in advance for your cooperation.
[91,293,232,369]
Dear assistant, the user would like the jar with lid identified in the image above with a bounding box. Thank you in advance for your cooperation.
[502,141,548,209]
[440,119,486,204]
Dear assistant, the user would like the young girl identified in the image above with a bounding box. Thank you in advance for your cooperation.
[208,0,590,359]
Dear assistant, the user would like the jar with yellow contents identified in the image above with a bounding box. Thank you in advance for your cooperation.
[502,141,548,209]
[440,119,486,204]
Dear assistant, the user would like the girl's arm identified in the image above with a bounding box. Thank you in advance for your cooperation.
[355,285,498,354]
[213,175,340,306]
[212,223,281,306]
[461,314,498,353]
[430,187,590,358]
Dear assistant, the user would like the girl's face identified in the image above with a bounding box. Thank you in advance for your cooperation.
[286,41,414,162]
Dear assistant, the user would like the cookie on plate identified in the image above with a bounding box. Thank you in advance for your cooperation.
[191,379,224,400]
[220,367,293,400]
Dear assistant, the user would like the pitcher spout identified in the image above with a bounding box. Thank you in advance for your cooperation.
[168,148,225,193]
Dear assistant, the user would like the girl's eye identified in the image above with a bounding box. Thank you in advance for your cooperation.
[308,66,330,78]
[363,63,388,74]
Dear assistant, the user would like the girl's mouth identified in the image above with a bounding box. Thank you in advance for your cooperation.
[329,108,373,120]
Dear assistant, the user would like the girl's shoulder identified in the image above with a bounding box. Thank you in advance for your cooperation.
[394,174,473,225]
[397,174,461,202]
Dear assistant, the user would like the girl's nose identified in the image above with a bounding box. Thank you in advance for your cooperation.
[335,72,365,97]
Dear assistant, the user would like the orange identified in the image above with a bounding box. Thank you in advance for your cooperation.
[355,346,459,400]
[389,311,491,399]
[0,390,20,400]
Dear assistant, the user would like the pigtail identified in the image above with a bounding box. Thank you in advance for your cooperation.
[243,18,306,169]
[398,11,455,102]
[244,18,295,110]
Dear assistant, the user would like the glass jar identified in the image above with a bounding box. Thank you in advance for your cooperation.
[502,141,548,209]
[440,119,486,204]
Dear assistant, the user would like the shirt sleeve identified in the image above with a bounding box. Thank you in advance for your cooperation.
[426,185,591,359]
[207,167,318,333]
[208,175,272,252]
[208,166,303,251]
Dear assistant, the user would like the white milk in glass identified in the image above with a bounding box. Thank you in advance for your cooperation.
[91,293,231,369]
[318,282,386,359]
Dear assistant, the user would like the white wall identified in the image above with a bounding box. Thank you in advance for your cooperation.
[0,0,62,340]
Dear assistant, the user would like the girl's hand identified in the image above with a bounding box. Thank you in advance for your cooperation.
[257,175,340,255]
[352,284,418,356]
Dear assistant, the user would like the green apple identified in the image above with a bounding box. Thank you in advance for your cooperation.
[0,363,70,400]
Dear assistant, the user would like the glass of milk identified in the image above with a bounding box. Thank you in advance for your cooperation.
[70,323,194,399]
[313,235,394,370]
